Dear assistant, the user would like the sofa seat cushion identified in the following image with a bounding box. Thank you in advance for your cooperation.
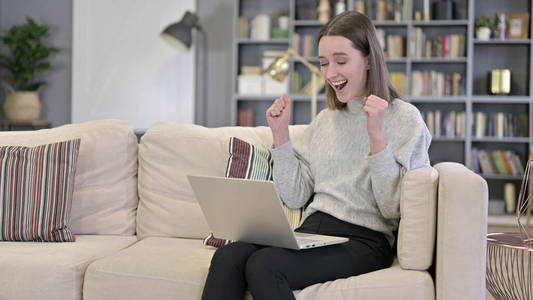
[295,259,434,300]
[83,237,215,300]
[83,236,434,300]
[0,235,138,300]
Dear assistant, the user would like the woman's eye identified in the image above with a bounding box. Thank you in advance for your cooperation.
[320,63,328,67]
[337,61,346,65]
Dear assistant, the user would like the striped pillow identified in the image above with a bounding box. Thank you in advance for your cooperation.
[204,137,302,248]
[0,139,81,242]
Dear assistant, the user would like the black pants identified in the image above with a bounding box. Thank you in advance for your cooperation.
[201,212,394,300]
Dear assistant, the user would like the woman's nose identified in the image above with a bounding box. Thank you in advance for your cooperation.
[324,64,337,79]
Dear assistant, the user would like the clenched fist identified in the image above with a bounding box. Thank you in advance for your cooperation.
[266,94,291,147]
[363,94,388,154]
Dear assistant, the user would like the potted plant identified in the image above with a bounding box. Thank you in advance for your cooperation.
[0,17,59,121]
[475,15,495,40]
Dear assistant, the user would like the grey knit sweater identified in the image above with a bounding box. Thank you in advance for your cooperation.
[271,97,431,245]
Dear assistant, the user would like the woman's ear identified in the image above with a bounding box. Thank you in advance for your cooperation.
[365,56,370,70]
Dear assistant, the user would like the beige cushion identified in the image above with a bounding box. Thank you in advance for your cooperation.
[83,237,215,300]
[136,122,306,239]
[397,167,439,270]
[84,237,433,300]
[0,235,137,300]
[0,120,139,235]
[294,259,434,300]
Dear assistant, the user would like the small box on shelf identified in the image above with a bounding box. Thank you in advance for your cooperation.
[238,74,262,95]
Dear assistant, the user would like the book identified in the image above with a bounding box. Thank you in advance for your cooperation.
[478,150,495,174]
[502,150,518,175]
[237,108,255,127]
[511,153,525,175]
[490,150,507,174]
[471,147,480,173]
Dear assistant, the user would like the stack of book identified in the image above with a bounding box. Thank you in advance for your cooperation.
[354,0,409,21]
[410,29,465,58]
[471,148,524,176]
[422,110,466,138]
[473,112,529,138]
[411,71,464,97]
[376,29,405,58]
[292,33,316,58]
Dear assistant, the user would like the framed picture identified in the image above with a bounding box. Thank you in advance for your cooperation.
[506,12,530,39]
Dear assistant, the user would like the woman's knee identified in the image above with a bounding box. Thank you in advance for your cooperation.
[244,247,286,279]
[210,241,258,269]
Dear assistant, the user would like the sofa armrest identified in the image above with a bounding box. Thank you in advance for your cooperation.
[433,162,488,300]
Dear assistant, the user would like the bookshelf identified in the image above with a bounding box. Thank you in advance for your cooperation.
[231,0,533,225]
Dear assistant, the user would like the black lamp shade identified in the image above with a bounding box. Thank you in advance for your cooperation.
[161,11,199,49]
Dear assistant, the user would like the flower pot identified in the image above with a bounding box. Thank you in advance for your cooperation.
[278,16,289,30]
[476,27,491,40]
[2,83,41,121]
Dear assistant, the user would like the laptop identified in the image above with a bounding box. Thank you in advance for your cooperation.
[187,175,348,250]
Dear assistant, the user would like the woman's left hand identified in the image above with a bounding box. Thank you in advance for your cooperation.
[363,94,388,154]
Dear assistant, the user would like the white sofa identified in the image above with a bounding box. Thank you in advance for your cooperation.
[0,120,488,300]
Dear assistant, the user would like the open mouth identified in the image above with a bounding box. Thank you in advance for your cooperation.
[331,79,347,91]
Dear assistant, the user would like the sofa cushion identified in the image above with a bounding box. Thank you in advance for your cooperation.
[433,162,488,300]
[83,237,215,300]
[294,259,434,300]
[397,167,439,270]
[136,122,306,239]
[0,235,137,300]
[83,237,434,300]
[0,120,138,235]
[0,139,81,242]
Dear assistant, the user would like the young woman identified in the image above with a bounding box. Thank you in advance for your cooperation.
[202,11,431,300]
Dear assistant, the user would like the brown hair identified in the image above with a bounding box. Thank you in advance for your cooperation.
[317,11,400,110]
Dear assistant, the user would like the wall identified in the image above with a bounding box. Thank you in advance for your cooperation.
[71,0,195,130]
[0,0,235,128]
[197,0,234,127]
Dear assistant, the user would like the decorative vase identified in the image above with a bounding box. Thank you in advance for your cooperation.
[2,82,41,121]
[476,27,491,40]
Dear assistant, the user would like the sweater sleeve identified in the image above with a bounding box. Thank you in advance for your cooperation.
[367,107,432,219]
[271,124,316,209]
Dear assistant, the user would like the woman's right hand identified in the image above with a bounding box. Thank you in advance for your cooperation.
[266,94,291,147]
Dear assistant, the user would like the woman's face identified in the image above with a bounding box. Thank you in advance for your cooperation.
[318,35,369,103]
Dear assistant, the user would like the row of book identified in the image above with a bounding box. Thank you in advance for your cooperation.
[292,33,316,58]
[237,108,255,127]
[422,110,466,138]
[376,29,405,58]
[473,112,529,138]
[409,28,466,58]
[471,148,524,176]
[411,71,465,97]
[354,0,410,21]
